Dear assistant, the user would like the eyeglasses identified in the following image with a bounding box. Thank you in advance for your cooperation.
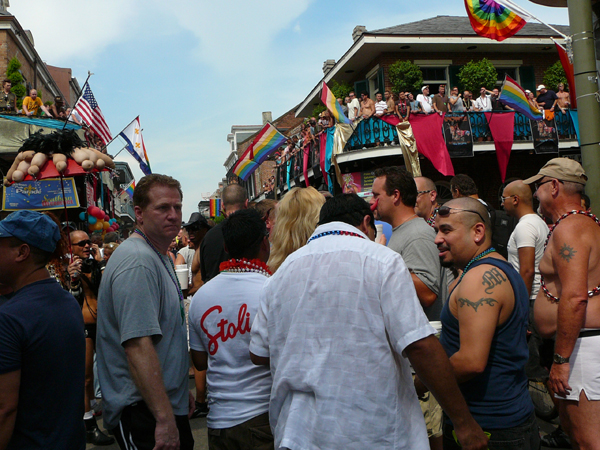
[500,195,516,204]
[534,179,563,192]
[417,190,433,196]
[73,239,92,247]
[437,205,486,223]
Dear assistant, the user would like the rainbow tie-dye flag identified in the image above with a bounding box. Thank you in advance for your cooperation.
[232,123,287,181]
[464,0,530,42]
[321,82,351,124]
[498,75,543,121]
[209,198,222,218]
[124,180,135,199]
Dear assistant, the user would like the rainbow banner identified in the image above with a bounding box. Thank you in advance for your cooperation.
[232,123,287,181]
[464,0,530,42]
[499,75,543,121]
[321,82,351,124]
[124,180,135,199]
[209,198,222,217]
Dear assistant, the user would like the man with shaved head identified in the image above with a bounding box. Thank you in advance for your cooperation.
[414,176,440,227]
[433,197,539,449]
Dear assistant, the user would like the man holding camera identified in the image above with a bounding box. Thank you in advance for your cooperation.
[67,230,114,446]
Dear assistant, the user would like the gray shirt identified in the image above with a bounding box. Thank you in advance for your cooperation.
[96,237,189,429]
[388,217,447,320]
[450,95,465,113]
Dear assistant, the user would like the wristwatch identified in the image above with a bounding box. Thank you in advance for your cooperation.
[553,353,570,364]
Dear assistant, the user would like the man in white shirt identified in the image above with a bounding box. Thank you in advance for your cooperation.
[347,91,361,121]
[474,87,493,112]
[374,92,387,117]
[189,209,273,449]
[417,85,433,114]
[250,194,488,450]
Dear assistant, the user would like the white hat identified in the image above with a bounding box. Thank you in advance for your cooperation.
[525,89,531,94]
[421,85,429,92]
[537,85,545,91]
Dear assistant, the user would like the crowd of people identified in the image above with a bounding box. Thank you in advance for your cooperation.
[0,156,597,450]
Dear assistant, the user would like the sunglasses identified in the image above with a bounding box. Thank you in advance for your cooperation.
[534,179,563,192]
[437,205,486,223]
[417,190,433,196]
[73,239,92,247]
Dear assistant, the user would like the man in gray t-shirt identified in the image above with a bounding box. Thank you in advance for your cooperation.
[96,174,193,450]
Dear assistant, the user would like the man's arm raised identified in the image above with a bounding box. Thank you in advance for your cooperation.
[124,337,179,450]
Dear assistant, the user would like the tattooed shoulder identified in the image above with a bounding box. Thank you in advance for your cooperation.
[558,243,576,263]
[481,267,507,294]
[457,297,498,312]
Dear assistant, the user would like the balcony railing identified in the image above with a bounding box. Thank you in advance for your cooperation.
[343,110,578,152]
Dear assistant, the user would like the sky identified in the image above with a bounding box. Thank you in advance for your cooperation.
[8,0,569,220]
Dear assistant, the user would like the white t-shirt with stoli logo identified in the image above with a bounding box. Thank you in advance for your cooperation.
[189,272,272,429]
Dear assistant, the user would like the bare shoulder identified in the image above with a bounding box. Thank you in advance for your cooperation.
[457,260,511,301]
[550,214,600,255]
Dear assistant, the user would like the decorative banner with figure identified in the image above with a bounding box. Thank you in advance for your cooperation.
[443,114,474,158]
[530,118,559,154]
[2,177,79,211]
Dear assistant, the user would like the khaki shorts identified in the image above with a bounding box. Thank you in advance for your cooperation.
[420,390,443,438]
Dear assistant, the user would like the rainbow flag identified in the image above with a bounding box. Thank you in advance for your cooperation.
[232,123,287,181]
[124,180,135,199]
[321,82,351,124]
[499,75,543,121]
[209,198,221,217]
[464,0,530,42]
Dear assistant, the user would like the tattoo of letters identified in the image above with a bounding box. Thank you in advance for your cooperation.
[481,268,507,294]
[458,297,498,312]
[559,243,576,263]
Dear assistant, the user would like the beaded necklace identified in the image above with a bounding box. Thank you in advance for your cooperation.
[133,229,185,324]
[307,230,366,244]
[219,258,272,277]
[426,207,439,228]
[457,247,496,285]
[540,210,600,303]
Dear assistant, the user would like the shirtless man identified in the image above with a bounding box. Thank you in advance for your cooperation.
[556,83,570,113]
[360,92,375,119]
[524,158,600,449]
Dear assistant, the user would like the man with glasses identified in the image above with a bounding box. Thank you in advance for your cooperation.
[347,91,360,122]
[414,176,440,227]
[524,158,600,448]
[433,197,539,449]
[67,230,114,446]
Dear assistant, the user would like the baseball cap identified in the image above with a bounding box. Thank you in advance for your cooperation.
[525,89,531,94]
[421,85,429,92]
[182,212,210,229]
[537,85,546,91]
[0,210,60,253]
[523,158,588,186]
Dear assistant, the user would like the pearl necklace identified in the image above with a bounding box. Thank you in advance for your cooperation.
[540,210,600,303]
[307,230,366,244]
[457,247,496,285]
[219,258,272,277]
[133,229,185,324]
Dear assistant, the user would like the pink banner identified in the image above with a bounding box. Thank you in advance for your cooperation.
[303,144,310,187]
[485,112,514,182]
[408,113,455,176]
[319,133,327,186]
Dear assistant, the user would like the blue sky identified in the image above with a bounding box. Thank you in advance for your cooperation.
[8,0,568,220]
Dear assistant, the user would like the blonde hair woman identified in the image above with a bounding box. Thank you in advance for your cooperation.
[268,186,325,272]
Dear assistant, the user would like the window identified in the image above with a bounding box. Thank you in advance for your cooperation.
[421,67,449,95]
[496,68,518,86]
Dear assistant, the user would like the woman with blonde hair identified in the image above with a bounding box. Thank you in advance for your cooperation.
[268,186,325,272]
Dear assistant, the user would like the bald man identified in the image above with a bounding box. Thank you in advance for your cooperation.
[414,177,439,227]
[501,181,549,300]
[433,197,539,449]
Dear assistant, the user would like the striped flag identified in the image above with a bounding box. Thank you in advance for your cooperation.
[320,82,351,124]
[119,117,151,175]
[74,83,112,145]
[209,198,222,217]
[120,180,135,199]
[232,122,287,181]
[464,0,531,42]
[498,75,543,120]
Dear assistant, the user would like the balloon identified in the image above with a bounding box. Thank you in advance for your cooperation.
[103,213,110,221]
[107,226,115,233]
[93,221,103,231]
[92,208,104,219]
[109,219,116,225]
[88,216,97,225]
[79,212,86,221]
[87,206,94,214]
[114,224,119,230]
[103,221,110,230]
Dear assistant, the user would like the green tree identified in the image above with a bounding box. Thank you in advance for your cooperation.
[543,61,568,91]
[330,80,353,100]
[388,60,423,94]
[458,58,498,94]
[6,56,26,107]
[311,105,326,118]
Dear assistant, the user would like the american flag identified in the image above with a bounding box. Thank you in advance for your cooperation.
[74,83,112,145]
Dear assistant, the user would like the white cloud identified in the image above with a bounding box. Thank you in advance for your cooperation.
[7,1,139,64]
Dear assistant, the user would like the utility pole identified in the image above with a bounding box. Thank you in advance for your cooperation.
[568,0,600,214]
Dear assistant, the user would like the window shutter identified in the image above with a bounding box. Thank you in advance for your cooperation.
[354,79,369,97]
[518,66,536,93]
[449,65,462,90]
[377,67,385,94]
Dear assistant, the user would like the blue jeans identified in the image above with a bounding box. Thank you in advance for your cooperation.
[443,412,540,450]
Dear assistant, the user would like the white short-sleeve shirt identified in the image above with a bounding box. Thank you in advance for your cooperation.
[507,213,549,299]
[250,221,433,450]
[416,94,433,113]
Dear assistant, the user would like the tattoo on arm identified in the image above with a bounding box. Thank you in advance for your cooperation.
[458,297,498,312]
[481,268,507,294]
[558,243,576,262]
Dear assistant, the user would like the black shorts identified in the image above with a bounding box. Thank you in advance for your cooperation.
[112,401,194,450]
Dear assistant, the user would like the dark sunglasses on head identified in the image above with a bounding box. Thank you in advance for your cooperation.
[73,239,92,247]
[437,205,486,223]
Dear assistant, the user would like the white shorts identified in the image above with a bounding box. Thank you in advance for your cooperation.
[562,333,600,401]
